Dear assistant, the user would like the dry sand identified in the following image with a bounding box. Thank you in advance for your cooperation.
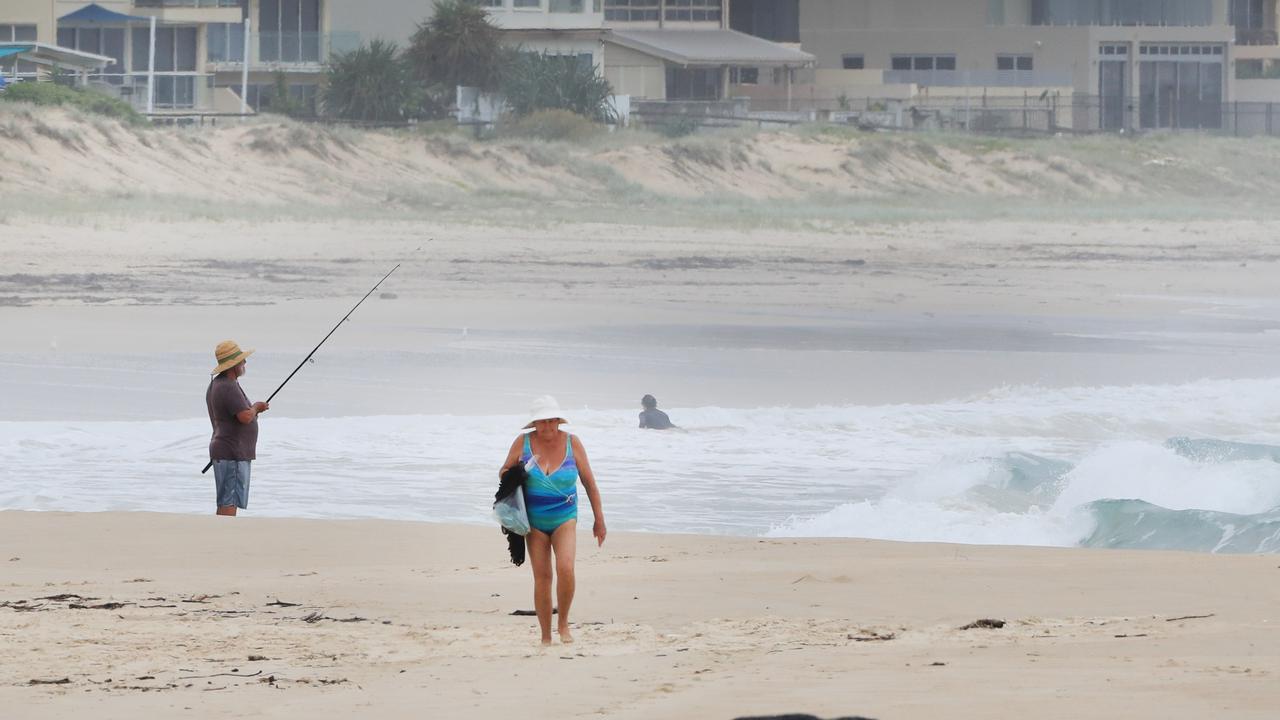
[1,512,1277,719]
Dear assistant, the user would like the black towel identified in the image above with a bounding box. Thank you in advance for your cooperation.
[496,463,529,566]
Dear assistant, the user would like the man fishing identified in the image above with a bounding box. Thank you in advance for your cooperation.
[198,263,402,514]
[206,340,269,516]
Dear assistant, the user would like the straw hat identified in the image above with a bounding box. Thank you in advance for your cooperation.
[524,395,567,428]
[211,340,254,376]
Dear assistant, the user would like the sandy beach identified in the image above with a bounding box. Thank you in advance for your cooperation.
[1,511,1277,719]
[3,110,1280,717]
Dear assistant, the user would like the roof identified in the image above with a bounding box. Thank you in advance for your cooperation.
[606,29,814,67]
[59,3,151,24]
[0,42,114,70]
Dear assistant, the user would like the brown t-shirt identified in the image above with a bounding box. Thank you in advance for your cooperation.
[206,374,258,461]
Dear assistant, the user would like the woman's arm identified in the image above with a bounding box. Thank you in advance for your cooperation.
[572,435,606,546]
[499,436,523,477]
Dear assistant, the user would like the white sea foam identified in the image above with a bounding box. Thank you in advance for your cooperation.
[3,376,1280,552]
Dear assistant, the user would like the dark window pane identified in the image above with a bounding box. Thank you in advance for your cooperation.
[79,29,101,54]
[131,27,149,70]
[260,0,280,31]
[842,55,863,70]
[177,27,197,71]
[103,29,125,71]
[1016,55,1032,70]
[57,28,75,49]
[936,56,956,70]
[155,28,175,72]
[14,25,36,42]
[997,56,1014,70]
[302,0,320,32]
[891,56,911,70]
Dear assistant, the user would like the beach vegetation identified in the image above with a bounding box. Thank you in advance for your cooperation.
[498,52,617,124]
[498,108,604,142]
[323,39,428,123]
[0,82,145,126]
[407,0,506,93]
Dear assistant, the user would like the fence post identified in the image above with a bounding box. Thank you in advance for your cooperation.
[1269,102,1274,136]
[1235,101,1240,136]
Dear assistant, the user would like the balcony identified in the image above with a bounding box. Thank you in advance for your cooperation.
[1237,28,1279,45]
[133,0,242,6]
[208,31,360,69]
[86,72,218,112]
[883,69,1074,88]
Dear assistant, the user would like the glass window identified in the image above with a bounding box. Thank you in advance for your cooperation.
[57,28,75,49]
[103,29,125,71]
[890,56,912,70]
[936,56,956,70]
[14,25,36,42]
[841,54,864,70]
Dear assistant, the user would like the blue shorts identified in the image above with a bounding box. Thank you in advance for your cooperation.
[213,460,251,509]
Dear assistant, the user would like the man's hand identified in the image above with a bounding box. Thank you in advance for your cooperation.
[254,401,270,414]
[593,519,607,547]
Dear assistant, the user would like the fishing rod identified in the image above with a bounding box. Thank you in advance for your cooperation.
[201,263,401,474]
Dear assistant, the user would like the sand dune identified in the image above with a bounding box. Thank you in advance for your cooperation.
[5,105,1280,215]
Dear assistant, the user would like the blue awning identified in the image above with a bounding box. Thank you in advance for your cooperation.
[59,3,151,24]
[0,46,33,59]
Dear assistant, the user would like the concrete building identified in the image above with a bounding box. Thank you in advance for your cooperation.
[482,0,813,101]
[724,0,1280,130]
[5,1,359,114]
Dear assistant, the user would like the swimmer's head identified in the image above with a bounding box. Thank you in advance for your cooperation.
[641,394,657,410]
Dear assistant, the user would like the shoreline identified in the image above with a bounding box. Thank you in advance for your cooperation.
[2,511,1277,719]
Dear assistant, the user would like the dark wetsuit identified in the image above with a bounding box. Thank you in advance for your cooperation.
[639,408,675,430]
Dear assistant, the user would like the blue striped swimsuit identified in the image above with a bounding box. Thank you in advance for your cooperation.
[521,433,579,534]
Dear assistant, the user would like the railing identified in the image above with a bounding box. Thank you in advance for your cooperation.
[85,72,216,111]
[133,0,243,7]
[207,31,360,66]
[1236,28,1279,46]
[884,69,1074,88]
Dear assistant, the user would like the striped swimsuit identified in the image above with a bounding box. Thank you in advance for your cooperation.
[521,432,579,534]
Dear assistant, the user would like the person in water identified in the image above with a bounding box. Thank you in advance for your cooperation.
[638,394,675,430]
[500,396,606,645]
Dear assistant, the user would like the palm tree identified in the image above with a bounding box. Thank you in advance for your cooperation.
[323,39,423,122]
[407,0,505,92]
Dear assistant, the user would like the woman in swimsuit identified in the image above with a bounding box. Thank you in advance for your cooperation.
[500,395,607,645]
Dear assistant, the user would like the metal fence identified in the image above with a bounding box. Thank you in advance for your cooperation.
[633,95,1280,137]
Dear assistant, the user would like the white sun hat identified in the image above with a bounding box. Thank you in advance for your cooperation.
[524,395,567,428]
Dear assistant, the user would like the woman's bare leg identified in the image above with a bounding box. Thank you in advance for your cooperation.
[551,520,578,643]
[526,529,554,645]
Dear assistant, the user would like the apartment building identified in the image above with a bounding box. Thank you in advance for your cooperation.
[33,1,354,114]
[482,0,813,101]
[719,0,1280,130]
[2,0,114,81]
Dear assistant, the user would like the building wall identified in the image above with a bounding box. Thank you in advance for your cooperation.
[329,0,435,47]
[4,0,56,43]
[797,0,1234,97]
[602,42,665,98]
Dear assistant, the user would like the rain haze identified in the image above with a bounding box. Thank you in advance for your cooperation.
[2,0,1279,718]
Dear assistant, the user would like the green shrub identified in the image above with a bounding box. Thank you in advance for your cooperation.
[498,52,617,123]
[651,114,699,138]
[499,108,603,141]
[0,82,145,125]
[323,39,427,122]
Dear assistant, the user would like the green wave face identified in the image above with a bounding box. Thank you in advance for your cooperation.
[1083,499,1280,554]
